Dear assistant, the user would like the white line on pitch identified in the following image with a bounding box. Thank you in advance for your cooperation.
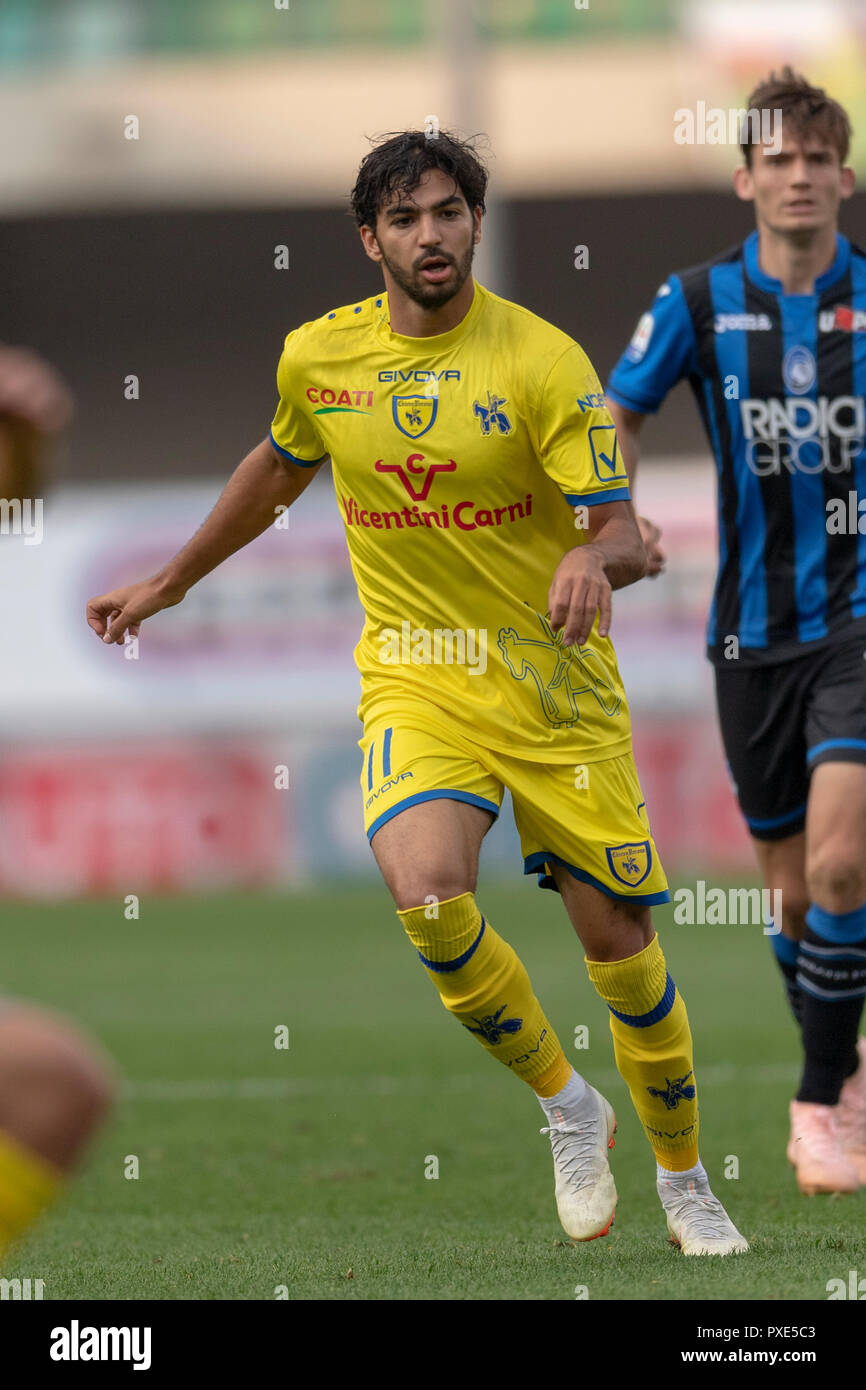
[121,1062,797,1102]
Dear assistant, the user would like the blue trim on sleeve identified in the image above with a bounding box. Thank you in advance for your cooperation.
[417,916,486,973]
[745,801,807,830]
[269,430,327,467]
[807,738,866,763]
[605,385,663,417]
[563,487,631,507]
[607,274,698,415]
[367,789,500,841]
[522,851,671,906]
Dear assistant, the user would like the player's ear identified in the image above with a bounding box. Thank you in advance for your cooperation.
[733,163,754,203]
[359,223,383,263]
[840,165,856,200]
[472,204,483,245]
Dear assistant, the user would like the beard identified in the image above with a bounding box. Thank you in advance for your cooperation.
[379,239,475,310]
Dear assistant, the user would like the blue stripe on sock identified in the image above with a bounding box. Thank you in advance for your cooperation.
[806,901,866,945]
[800,941,866,962]
[417,916,486,973]
[771,933,800,966]
[608,972,676,1028]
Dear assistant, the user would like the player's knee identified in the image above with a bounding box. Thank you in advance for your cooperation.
[806,845,866,913]
[392,875,477,915]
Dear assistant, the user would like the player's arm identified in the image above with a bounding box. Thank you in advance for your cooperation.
[607,400,665,576]
[548,498,645,647]
[86,437,324,644]
[607,275,698,578]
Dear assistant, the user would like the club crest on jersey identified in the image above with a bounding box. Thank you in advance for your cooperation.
[782,345,816,396]
[393,395,438,438]
[647,1071,696,1111]
[473,392,512,435]
[606,840,652,886]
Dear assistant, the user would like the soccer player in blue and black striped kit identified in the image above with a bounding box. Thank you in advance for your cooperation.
[608,68,866,1194]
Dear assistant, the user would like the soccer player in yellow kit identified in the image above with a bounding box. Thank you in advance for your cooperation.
[87,131,746,1255]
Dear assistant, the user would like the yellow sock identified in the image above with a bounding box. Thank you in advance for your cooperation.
[0,1129,61,1261]
[398,891,571,1096]
[586,935,699,1171]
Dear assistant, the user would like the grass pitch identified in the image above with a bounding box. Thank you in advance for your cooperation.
[3,878,865,1301]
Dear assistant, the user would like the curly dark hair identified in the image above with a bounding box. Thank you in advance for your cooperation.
[350,129,489,229]
[741,66,852,166]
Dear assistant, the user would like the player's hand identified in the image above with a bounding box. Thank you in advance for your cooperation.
[86,577,186,645]
[0,345,74,434]
[638,515,666,577]
[548,546,612,647]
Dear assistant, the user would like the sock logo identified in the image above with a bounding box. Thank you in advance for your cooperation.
[463,1003,523,1044]
[647,1070,697,1110]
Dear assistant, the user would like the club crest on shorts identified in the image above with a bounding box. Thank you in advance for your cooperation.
[393,394,437,438]
[606,840,652,886]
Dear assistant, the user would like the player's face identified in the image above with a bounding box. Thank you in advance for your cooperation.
[735,130,854,237]
[362,168,481,310]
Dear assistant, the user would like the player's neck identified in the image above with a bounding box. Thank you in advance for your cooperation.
[755,222,839,294]
[384,276,476,337]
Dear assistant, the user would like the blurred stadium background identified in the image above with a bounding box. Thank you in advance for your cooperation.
[1,0,864,898]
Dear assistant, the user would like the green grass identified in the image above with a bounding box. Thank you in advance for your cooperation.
[2,878,865,1300]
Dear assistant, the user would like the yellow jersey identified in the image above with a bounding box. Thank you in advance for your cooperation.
[270,281,634,763]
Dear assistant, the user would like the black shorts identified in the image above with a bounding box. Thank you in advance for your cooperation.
[714,632,866,841]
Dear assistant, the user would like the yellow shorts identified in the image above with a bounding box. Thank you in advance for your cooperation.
[360,709,670,905]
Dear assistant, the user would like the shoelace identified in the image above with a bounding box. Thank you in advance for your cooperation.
[539,1121,603,1187]
[660,1181,734,1239]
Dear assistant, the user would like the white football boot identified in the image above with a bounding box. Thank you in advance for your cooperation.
[658,1169,749,1256]
[540,1083,617,1241]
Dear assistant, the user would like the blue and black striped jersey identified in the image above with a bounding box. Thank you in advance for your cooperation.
[608,231,866,665]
